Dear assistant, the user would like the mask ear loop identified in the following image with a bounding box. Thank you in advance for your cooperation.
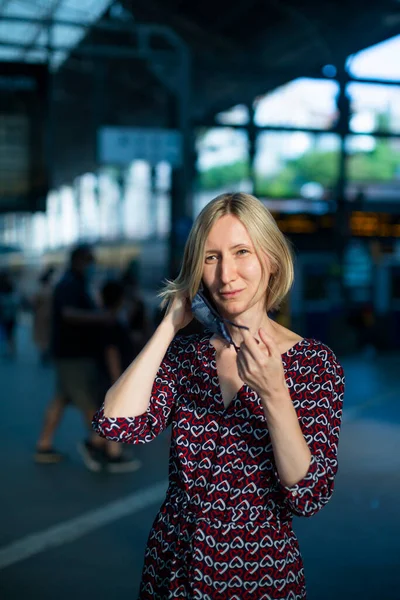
[221,318,248,353]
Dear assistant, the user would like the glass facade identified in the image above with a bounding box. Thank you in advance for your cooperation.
[255,132,340,201]
[1,35,400,256]
[348,82,400,134]
[254,78,339,130]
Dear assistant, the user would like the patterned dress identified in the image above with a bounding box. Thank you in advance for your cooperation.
[93,332,345,600]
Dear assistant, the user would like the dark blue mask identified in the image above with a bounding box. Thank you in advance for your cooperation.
[191,284,249,352]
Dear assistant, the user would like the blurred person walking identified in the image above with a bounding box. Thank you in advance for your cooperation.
[34,245,118,471]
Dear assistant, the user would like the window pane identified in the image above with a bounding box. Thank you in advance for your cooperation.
[195,128,250,213]
[215,105,249,126]
[348,35,400,82]
[348,82,400,134]
[346,135,400,202]
[255,132,340,202]
[254,78,339,130]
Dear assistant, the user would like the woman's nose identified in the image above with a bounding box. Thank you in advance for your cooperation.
[219,257,237,283]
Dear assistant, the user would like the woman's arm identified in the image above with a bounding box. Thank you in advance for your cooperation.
[236,329,345,518]
[103,295,192,419]
[266,352,345,518]
[103,319,176,418]
[263,392,312,488]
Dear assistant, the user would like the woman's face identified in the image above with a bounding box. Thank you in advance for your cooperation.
[202,214,272,320]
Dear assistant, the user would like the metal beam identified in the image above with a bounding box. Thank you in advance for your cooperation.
[0,15,186,50]
[0,39,176,61]
[344,75,400,87]
[193,121,400,139]
[19,0,64,59]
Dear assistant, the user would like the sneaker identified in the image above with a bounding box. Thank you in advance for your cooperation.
[77,440,105,472]
[105,455,142,474]
[34,448,65,464]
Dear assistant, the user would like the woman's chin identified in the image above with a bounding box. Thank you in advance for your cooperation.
[220,298,264,321]
[220,303,249,319]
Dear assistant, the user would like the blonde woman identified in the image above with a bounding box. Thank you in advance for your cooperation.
[93,192,345,599]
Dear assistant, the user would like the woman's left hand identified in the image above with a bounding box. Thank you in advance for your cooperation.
[236,327,287,401]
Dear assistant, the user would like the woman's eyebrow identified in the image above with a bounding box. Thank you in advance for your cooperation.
[205,243,251,253]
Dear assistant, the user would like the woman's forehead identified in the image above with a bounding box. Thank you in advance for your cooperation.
[205,215,251,248]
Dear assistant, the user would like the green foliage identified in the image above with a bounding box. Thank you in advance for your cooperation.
[197,136,400,196]
[348,140,400,181]
[198,161,249,190]
[256,166,298,197]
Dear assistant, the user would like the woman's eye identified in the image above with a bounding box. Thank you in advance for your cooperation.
[237,249,249,256]
[205,255,217,262]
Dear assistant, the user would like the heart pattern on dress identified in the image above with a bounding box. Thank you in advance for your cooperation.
[93,333,345,599]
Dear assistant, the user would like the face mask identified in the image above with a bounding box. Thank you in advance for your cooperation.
[191,284,249,352]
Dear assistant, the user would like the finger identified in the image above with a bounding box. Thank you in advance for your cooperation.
[259,327,280,358]
[236,350,250,381]
[239,327,261,359]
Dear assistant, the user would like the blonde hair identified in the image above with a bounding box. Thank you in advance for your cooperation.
[159,192,294,313]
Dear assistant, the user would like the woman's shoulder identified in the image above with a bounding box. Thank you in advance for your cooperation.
[172,330,209,352]
[290,337,344,379]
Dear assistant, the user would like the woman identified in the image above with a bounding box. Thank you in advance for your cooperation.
[93,192,345,599]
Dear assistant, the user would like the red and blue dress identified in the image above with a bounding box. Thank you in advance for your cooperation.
[93,332,345,600]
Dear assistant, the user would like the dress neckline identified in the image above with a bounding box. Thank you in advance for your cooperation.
[206,331,308,358]
[202,333,313,411]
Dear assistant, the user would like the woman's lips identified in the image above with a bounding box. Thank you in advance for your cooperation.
[220,289,243,298]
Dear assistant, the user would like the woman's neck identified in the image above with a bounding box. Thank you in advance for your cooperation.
[226,312,277,348]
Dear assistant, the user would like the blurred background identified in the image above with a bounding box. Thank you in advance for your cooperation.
[0,1,399,599]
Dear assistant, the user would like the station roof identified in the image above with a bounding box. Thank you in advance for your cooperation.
[1,0,399,122]
[0,0,399,187]
[116,0,400,121]
[0,0,112,69]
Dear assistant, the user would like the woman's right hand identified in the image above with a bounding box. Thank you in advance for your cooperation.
[164,294,193,333]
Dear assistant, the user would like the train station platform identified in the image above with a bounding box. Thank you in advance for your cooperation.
[0,317,399,600]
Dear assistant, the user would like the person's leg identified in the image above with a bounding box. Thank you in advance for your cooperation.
[106,440,122,457]
[36,393,68,450]
[81,405,107,449]
[70,360,108,472]
[35,359,71,462]
[80,404,142,473]
[74,360,142,473]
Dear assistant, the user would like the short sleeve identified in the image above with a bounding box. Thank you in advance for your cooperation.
[92,338,180,444]
[275,345,345,517]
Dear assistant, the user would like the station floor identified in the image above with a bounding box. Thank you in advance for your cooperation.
[0,318,399,600]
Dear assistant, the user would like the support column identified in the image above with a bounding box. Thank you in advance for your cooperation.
[93,172,101,243]
[149,165,158,238]
[247,103,257,196]
[335,68,351,297]
[168,49,193,279]
[116,168,127,240]
[73,176,83,241]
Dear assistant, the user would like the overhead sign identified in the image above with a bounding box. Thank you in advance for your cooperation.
[0,62,48,213]
[98,126,182,167]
